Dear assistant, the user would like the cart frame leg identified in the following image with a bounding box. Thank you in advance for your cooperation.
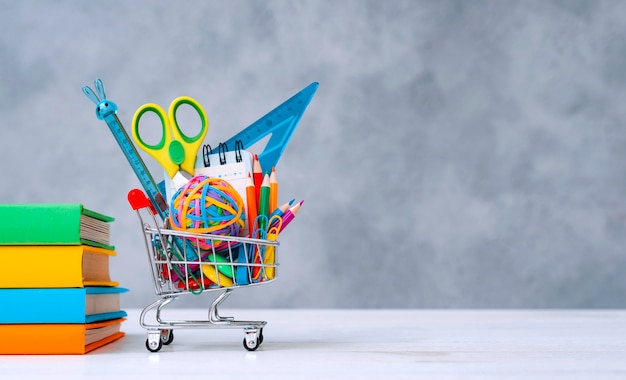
[209,289,235,323]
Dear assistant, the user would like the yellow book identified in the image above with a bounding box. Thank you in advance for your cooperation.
[0,245,118,288]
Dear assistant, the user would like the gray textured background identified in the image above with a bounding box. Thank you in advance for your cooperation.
[1,0,626,309]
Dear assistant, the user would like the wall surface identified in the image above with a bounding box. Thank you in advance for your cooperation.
[1,0,626,309]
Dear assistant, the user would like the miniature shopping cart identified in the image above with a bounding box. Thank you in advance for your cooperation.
[127,189,279,352]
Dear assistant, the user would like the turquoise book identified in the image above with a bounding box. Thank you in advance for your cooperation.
[0,287,128,324]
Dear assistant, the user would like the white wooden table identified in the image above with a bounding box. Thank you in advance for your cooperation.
[1,309,625,379]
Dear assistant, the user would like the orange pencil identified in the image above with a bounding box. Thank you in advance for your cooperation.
[269,167,278,212]
[253,154,263,204]
[245,173,258,236]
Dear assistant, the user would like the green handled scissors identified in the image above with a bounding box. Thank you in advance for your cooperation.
[132,96,208,179]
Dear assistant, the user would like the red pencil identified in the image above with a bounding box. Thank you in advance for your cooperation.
[253,154,263,205]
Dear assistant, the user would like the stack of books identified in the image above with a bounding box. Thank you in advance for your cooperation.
[0,204,127,354]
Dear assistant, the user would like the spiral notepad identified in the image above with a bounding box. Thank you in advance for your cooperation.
[163,142,253,211]
[194,143,253,206]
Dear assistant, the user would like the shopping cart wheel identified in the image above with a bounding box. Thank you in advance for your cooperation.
[258,328,264,345]
[243,330,261,351]
[161,330,174,345]
[146,337,163,352]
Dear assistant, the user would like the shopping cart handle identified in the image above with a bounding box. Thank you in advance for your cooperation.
[128,188,158,214]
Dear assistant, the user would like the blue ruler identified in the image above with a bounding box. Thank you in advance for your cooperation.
[220,82,318,171]
[82,79,169,221]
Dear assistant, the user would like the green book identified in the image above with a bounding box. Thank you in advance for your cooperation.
[0,204,114,249]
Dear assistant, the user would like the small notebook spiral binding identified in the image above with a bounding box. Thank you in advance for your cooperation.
[202,144,213,167]
[218,143,228,165]
[235,140,244,163]
[203,140,245,167]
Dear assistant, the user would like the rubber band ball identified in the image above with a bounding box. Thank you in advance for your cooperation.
[169,175,245,250]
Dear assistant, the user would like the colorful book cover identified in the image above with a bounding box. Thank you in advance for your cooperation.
[0,245,118,288]
[0,204,114,250]
[0,287,128,323]
[0,318,126,355]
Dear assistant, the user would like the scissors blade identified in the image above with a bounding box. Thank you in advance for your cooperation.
[220,82,318,171]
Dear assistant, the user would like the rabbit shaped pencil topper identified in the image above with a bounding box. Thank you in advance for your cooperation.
[82,79,118,120]
[82,79,169,219]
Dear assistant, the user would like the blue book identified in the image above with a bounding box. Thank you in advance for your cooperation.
[0,287,128,323]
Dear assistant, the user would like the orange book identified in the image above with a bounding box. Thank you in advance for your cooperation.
[0,318,125,354]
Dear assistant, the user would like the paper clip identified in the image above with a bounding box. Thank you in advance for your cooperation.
[264,216,282,280]
[248,215,282,282]
[250,215,268,282]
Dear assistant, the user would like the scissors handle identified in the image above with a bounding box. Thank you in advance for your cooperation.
[132,103,181,178]
[132,97,209,178]
[168,96,208,175]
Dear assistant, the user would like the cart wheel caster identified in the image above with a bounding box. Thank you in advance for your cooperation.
[146,337,163,352]
[243,331,261,351]
[258,329,264,345]
[161,330,174,345]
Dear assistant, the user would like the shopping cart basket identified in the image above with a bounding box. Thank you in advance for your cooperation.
[127,189,280,352]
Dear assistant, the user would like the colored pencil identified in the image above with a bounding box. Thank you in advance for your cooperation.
[268,199,294,220]
[253,154,263,205]
[277,200,303,233]
[258,173,270,219]
[269,167,278,212]
[245,173,258,236]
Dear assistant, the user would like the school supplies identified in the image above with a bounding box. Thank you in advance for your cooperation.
[193,142,253,213]
[264,219,281,280]
[83,80,318,222]
[169,176,245,249]
[219,82,319,171]
[0,245,118,288]
[201,263,234,287]
[128,188,281,351]
[258,173,270,224]
[274,200,303,233]
[0,204,114,249]
[0,202,127,355]
[0,287,128,323]
[269,167,278,212]
[245,173,258,236]
[248,214,282,283]
[83,79,169,220]
[253,154,263,203]
[132,96,208,179]
[91,80,318,352]
[0,318,126,355]
[268,199,295,220]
